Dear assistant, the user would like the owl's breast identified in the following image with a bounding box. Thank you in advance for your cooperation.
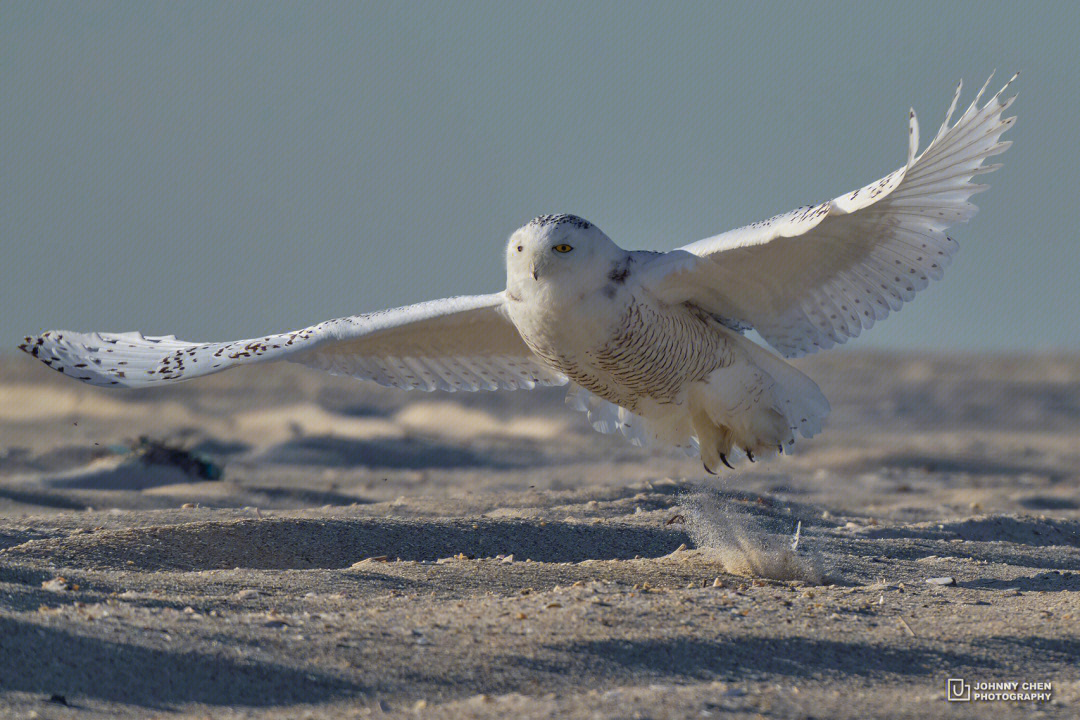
[512,291,728,411]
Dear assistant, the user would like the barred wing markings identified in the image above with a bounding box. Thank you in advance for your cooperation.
[19,293,566,391]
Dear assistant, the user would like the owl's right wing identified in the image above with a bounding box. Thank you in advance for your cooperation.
[20,292,566,392]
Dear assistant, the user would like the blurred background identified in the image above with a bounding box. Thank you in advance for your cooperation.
[2,1,1077,352]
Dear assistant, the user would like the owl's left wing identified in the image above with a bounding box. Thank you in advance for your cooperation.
[642,74,1017,358]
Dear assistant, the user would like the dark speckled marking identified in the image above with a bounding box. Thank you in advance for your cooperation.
[608,258,631,284]
[528,214,592,230]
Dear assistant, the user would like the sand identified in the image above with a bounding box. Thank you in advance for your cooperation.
[1,351,1077,718]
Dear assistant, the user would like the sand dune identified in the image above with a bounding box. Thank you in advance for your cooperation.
[1,352,1078,718]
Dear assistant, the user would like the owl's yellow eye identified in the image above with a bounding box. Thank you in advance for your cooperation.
[553,244,574,253]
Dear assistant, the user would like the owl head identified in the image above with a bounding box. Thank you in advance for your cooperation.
[505,214,625,299]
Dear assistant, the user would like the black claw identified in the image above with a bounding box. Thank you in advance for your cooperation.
[720,453,734,469]
[746,449,755,462]
[777,444,784,455]
[702,461,717,476]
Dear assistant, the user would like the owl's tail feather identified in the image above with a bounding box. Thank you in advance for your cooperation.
[690,331,829,472]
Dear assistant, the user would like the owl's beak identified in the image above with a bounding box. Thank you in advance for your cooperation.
[529,254,552,281]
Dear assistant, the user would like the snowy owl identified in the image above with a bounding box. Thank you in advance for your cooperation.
[21,75,1016,473]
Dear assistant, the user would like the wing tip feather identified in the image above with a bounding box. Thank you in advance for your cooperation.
[907,108,920,166]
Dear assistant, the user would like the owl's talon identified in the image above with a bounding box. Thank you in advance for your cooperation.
[720,453,734,469]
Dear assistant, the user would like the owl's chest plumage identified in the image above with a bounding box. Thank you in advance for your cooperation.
[509,288,729,412]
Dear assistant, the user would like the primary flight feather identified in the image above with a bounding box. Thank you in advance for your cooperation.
[20,75,1017,473]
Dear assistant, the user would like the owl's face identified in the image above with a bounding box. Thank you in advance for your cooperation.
[505,214,624,300]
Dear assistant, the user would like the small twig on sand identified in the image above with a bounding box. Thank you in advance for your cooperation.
[790,520,802,552]
[898,616,917,638]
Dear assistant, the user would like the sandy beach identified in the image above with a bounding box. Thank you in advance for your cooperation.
[1,350,1077,718]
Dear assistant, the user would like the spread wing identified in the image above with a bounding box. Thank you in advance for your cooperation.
[645,74,1018,358]
[19,293,566,391]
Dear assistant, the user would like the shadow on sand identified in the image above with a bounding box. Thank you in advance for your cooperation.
[259,433,553,470]
[3,517,692,571]
[0,616,364,708]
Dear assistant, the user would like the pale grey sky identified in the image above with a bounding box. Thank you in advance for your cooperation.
[2,1,1077,352]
